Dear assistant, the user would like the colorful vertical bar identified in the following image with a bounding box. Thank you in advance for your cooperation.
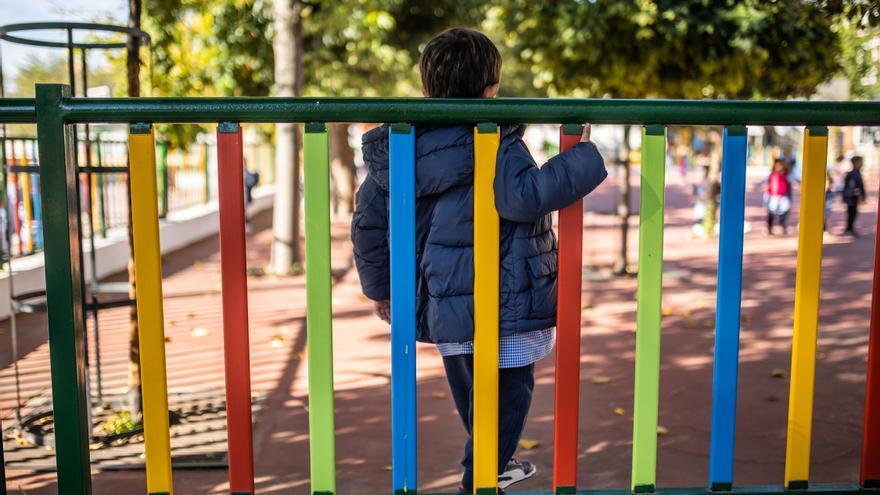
[389,124,418,494]
[784,126,828,490]
[20,171,32,252]
[36,83,92,495]
[473,123,501,495]
[631,125,666,494]
[128,124,174,495]
[304,123,336,495]
[708,126,748,491]
[553,123,585,495]
[862,161,880,488]
[217,123,256,495]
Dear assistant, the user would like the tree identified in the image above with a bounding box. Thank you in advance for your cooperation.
[497,0,847,273]
[143,0,485,273]
[127,0,144,421]
[270,0,305,275]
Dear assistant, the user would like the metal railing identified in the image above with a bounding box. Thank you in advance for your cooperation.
[4,84,880,495]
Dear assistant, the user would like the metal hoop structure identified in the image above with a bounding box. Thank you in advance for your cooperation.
[0,21,152,441]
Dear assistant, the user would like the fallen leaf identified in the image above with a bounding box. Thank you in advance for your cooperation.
[591,376,611,384]
[270,335,285,348]
[771,369,786,378]
[682,310,691,318]
[164,336,172,343]
[186,312,196,320]
[518,439,541,450]
[431,391,447,399]
[657,425,669,436]
[190,327,208,338]
[662,307,673,316]
[613,407,625,416]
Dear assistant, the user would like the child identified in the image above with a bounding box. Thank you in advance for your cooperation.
[351,28,607,493]
[842,155,866,236]
[765,158,792,235]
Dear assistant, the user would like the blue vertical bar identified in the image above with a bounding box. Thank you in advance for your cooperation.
[708,126,748,491]
[389,123,417,494]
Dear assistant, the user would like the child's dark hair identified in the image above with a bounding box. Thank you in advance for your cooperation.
[419,28,501,98]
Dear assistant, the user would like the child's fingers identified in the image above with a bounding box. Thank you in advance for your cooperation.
[580,123,592,142]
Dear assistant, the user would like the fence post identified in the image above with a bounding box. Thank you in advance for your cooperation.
[553,123,585,495]
[708,126,748,491]
[217,122,256,495]
[784,126,829,490]
[304,122,336,495]
[389,123,417,494]
[473,123,500,495]
[631,124,666,494]
[36,83,93,495]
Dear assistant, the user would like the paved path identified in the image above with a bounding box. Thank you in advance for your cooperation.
[2,170,877,494]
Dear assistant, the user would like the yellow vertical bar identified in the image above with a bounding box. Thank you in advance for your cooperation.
[473,123,500,495]
[784,126,828,490]
[20,171,32,252]
[128,124,174,495]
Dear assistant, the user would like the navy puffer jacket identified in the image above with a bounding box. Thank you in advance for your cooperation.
[352,124,606,344]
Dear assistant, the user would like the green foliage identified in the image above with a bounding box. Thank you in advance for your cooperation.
[8,54,119,97]
[497,0,845,99]
[100,410,141,435]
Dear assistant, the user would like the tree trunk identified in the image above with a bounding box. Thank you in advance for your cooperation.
[329,124,355,219]
[613,124,633,275]
[126,0,143,419]
[270,0,304,275]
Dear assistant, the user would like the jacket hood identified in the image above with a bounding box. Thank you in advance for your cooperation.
[361,123,525,198]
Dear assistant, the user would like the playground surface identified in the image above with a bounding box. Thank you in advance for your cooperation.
[0,170,876,494]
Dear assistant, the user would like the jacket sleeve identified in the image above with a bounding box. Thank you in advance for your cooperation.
[494,138,607,223]
[351,174,390,301]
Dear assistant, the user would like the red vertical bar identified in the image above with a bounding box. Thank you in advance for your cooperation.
[862,187,880,488]
[217,123,256,494]
[553,124,584,494]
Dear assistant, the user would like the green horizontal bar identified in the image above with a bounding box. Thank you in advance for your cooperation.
[422,484,865,495]
[0,98,37,123]
[50,94,880,126]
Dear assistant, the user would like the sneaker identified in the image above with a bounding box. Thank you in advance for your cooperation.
[498,459,536,490]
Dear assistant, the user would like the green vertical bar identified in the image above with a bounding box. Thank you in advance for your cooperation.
[157,141,168,218]
[304,123,336,495]
[36,84,93,495]
[202,142,210,202]
[631,125,666,494]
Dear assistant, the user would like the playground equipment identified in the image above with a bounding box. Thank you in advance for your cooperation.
[3,88,880,495]
[0,23,150,435]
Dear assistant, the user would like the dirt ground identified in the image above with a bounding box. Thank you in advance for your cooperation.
[1,169,877,494]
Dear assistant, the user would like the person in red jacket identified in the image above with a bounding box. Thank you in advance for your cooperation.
[766,158,793,235]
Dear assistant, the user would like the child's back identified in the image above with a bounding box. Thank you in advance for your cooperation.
[354,123,605,343]
[350,28,606,493]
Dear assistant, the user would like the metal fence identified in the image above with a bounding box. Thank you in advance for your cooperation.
[2,86,880,495]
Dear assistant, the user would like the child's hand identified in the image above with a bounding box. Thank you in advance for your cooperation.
[580,123,592,143]
[374,299,391,324]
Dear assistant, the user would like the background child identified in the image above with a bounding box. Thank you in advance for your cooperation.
[842,155,866,236]
[351,28,607,493]
[765,158,793,235]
